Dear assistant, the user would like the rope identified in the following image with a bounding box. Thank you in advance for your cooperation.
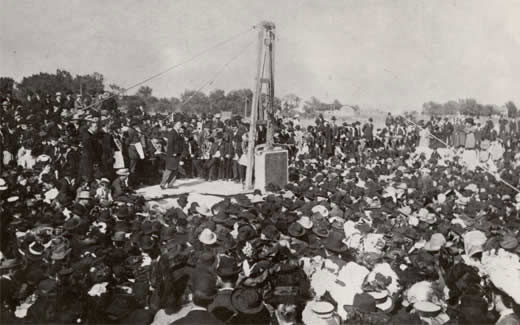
[168,39,256,120]
[80,26,256,113]
[399,115,520,194]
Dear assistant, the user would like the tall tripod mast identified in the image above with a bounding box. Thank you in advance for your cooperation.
[245,21,276,190]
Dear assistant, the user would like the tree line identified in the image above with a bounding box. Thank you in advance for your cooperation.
[422,99,518,118]
[0,69,351,118]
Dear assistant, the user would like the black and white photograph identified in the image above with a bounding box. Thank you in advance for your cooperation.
[1,1,520,324]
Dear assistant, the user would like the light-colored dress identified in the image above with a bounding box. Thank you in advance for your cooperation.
[418,129,430,148]
[465,127,476,149]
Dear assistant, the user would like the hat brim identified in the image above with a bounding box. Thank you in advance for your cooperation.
[376,297,393,311]
[312,228,329,238]
[288,230,306,238]
[200,236,217,246]
[325,244,347,253]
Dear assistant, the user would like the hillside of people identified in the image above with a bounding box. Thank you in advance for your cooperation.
[1,71,520,325]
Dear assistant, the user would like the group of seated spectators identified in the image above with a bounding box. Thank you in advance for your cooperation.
[1,90,520,324]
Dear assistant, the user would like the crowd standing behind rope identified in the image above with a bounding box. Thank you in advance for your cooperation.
[1,91,520,324]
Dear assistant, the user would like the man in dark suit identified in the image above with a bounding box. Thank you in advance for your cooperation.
[111,168,131,199]
[362,118,374,147]
[170,270,224,325]
[209,255,239,322]
[161,121,184,189]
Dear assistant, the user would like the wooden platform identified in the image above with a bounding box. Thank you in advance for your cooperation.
[136,178,250,210]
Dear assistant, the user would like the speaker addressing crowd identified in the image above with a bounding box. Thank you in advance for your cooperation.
[1,82,520,325]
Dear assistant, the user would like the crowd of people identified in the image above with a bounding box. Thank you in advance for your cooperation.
[1,90,520,325]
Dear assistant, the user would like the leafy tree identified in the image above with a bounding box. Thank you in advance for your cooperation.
[209,89,228,113]
[226,89,253,115]
[108,83,125,95]
[18,69,104,97]
[506,101,518,118]
[179,90,209,114]
[0,77,15,95]
[136,86,153,99]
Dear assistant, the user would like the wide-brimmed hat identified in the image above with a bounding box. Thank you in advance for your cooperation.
[311,205,329,217]
[51,242,72,260]
[297,216,313,229]
[413,301,441,313]
[309,301,335,320]
[63,215,83,231]
[139,235,156,251]
[0,178,7,191]
[261,224,280,241]
[111,231,127,242]
[324,231,347,253]
[116,168,130,176]
[199,228,217,245]
[312,225,330,238]
[424,233,446,252]
[463,230,487,257]
[500,234,519,251]
[251,195,264,204]
[196,204,213,217]
[288,223,306,238]
[27,241,46,259]
[231,288,265,314]
[212,210,228,224]
[344,293,376,313]
[367,291,393,311]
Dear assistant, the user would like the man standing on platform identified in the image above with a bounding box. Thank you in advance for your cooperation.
[161,121,184,189]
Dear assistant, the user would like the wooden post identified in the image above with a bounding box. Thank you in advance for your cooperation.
[245,22,275,190]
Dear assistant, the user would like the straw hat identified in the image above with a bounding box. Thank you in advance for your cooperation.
[116,168,130,176]
[297,216,314,230]
[424,233,446,252]
[199,228,217,245]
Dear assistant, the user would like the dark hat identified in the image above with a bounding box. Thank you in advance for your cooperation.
[216,255,240,277]
[261,224,280,241]
[139,235,156,251]
[38,278,57,294]
[191,270,217,300]
[324,231,347,253]
[231,288,265,314]
[267,285,302,305]
[27,241,46,260]
[63,215,83,231]
[111,231,127,242]
[345,293,377,313]
[288,222,306,238]
[500,234,519,251]
[312,225,330,238]
[50,241,72,260]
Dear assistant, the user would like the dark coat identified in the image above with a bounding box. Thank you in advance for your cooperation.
[125,127,141,161]
[79,128,95,179]
[111,177,129,199]
[101,131,116,174]
[170,309,225,325]
[165,129,184,171]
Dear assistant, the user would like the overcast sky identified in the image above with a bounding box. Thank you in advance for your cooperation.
[1,0,519,111]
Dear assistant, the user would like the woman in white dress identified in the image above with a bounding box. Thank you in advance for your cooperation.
[418,128,430,148]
